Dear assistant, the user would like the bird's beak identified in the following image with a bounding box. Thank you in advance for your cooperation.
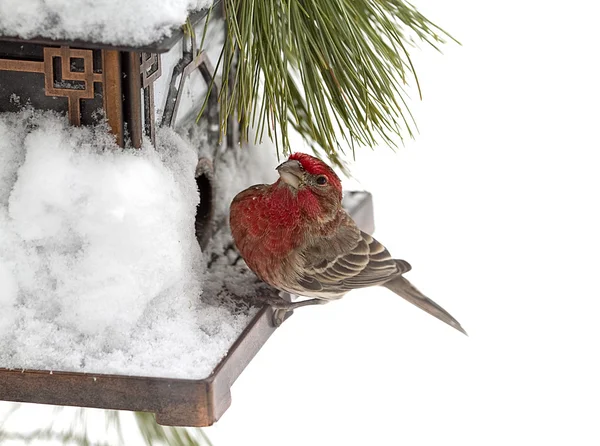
[276,159,304,189]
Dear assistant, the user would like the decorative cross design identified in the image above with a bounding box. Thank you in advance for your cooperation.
[140,52,161,145]
[0,46,102,127]
[140,53,162,88]
[43,47,103,126]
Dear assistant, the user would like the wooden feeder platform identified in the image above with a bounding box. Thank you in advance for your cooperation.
[0,191,374,427]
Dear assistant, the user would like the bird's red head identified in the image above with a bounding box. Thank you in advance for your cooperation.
[287,152,342,194]
[274,152,343,218]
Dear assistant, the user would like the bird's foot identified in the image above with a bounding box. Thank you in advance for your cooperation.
[244,295,326,326]
[270,298,328,326]
[272,308,289,327]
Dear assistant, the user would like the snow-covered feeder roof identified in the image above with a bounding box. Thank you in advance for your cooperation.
[0,0,215,52]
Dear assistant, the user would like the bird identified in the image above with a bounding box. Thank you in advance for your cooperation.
[229,152,466,335]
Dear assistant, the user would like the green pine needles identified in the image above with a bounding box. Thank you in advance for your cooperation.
[0,405,212,446]
[206,0,456,166]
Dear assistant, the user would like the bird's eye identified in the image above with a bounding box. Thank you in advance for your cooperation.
[316,175,328,185]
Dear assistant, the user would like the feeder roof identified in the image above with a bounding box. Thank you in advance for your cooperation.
[0,0,215,52]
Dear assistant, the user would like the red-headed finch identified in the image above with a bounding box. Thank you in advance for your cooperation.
[229,153,466,335]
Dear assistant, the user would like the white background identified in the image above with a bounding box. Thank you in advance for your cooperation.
[2,0,599,444]
[206,0,600,445]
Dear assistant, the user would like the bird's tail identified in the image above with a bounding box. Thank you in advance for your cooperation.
[384,274,467,335]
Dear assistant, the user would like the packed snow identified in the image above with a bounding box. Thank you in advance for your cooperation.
[0,108,277,379]
[0,0,213,46]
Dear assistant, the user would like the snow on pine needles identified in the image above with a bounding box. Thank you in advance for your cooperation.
[0,109,262,379]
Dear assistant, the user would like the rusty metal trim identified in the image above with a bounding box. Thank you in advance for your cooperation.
[0,58,44,73]
[42,46,103,126]
[123,52,143,148]
[101,50,124,147]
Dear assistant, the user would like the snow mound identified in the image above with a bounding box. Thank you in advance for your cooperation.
[0,109,260,379]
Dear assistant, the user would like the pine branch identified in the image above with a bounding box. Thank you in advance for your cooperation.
[204,0,457,167]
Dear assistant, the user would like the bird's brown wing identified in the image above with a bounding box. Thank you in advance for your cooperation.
[295,211,467,334]
[297,212,410,298]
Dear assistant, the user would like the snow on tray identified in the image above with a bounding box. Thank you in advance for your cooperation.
[0,0,213,47]
[0,108,273,379]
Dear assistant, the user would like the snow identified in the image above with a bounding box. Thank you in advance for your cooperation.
[0,108,273,379]
[0,0,214,47]
[179,119,280,220]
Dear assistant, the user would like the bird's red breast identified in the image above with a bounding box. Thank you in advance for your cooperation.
[230,183,305,284]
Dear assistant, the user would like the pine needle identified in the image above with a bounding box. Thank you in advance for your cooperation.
[203,0,456,167]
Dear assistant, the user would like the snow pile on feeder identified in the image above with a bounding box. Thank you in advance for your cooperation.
[0,0,213,46]
[0,108,272,379]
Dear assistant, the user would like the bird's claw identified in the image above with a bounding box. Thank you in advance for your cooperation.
[272,308,290,327]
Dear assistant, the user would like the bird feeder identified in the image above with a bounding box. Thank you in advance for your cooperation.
[0,1,375,427]
[0,6,225,245]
